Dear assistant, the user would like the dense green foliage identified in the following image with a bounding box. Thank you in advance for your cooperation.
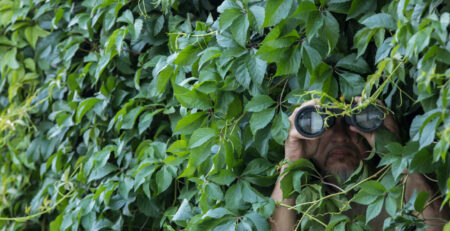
[0,0,449,230]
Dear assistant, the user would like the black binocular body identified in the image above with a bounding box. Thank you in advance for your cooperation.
[294,104,385,138]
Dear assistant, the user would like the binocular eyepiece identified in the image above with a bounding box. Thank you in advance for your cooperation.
[294,104,385,138]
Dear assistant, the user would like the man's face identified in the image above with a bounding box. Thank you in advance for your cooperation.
[303,117,370,181]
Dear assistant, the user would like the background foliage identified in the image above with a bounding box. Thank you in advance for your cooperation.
[0,0,449,230]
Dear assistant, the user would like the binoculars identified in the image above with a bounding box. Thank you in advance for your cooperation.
[294,104,385,138]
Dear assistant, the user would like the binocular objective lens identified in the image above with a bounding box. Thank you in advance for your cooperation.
[298,110,323,135]
[354,106,383,130]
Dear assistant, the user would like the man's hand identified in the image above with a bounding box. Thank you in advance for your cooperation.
[348,97,399,148]
[270,100,322,231]
[285,100,321,162]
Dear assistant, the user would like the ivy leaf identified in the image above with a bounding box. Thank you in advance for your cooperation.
[4,47,19,69]
[173,199,193,221]
[250,107,276,134]
[121,106,145,130]
[76,98,101,124]
[189,128,217,148]
[230,14,249,47]
[305,12,324,41]
[302,43,322,73]
[375,38,393,64]
[336,54,370,74]
[360,13,396,30]
[264,0,293,27]
[292,1,317,15]
[156,165,174,194]
[172,83,212,110]
[322,11,340,54]
[360,181,386,196]
[247,56,267,85]
[138,109,163,135]
[244,95,276,112]
[414,191,430,213]
[276,43,302,76]
[174,111,207,135]
[199,47,222,69]
[219,8,241,31]
[338,71,365,100]
[271,111,290,145]
[366,196,384,224]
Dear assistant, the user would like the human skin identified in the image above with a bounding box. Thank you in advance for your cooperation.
[269,98,448,231]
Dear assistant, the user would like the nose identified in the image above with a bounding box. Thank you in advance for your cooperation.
[330,118,351,143]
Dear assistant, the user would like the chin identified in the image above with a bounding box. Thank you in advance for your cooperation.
[327,161,358,182]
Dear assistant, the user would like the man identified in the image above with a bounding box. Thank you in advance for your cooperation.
[270,99,448,231]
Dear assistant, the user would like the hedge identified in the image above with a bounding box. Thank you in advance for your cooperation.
[0,0,449,230]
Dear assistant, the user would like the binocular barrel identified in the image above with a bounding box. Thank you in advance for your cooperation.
[294,105,384,138]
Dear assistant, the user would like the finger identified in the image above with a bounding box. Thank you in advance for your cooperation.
[349,125,375,147]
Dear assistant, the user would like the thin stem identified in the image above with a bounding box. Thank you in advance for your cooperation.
[284,164,392,230]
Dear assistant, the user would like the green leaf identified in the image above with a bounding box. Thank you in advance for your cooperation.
[375,37,393,64]
[247,213,270,231]
[94,146,114,168]
[336,54,370,74]
[134,164,158,189]
[174,45,201,66]
[118,177,134,199]
[264,0,293,27]
[199,47,222,69]
[225,182,244,210]
[247,56,267,85]
[156,165,174,194]
[88,163,118,182]
[292,1,318,15]
[4,48,19,69]
[209,169,237,185]
[189,128,217,148]
[50,214,63,231]
[154,15,164,34]
[250,107,276,134]
[172,83,212,110]
[121,106,145,130]
[338,71,365,100]
[173,199,193,221]
[203,208,233,219]
[271,111,290,144]
[414,191,429,213]
[174,111,207,135]
[24,25,49,48]
[385,194,399,217]
[249,5,265,32]
[76,98,101,124]
[276,43,302,76]
[95,51,114,81]
[230,14,249,47]
[244,95,276,112]
[366,196,384,224]
[322,11,339,54]
[360,13,396,30]
[157,65,174,94]
[219,8,241,31]
[138,109,163,135]
[352,190,378,205]
[360,181,386,196]
[302,43,322,72]
[242,158,272,176]
[305,12,324,41]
